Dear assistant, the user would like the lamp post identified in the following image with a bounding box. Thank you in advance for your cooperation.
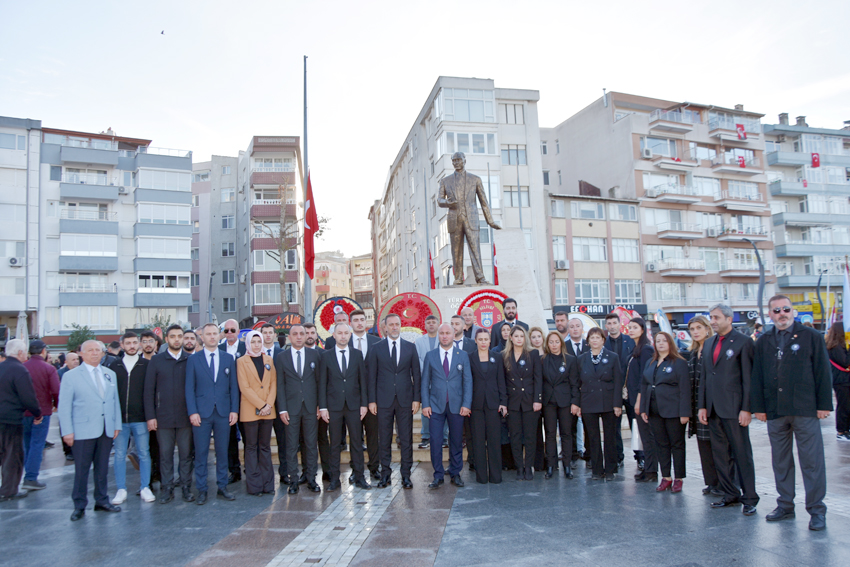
[208,271,217,324]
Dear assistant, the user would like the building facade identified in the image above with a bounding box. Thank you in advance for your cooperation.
[312,250,351,304]
[349,252,375,325]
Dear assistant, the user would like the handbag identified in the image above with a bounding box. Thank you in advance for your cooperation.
[622,355,634,400]
[631,418,643,452]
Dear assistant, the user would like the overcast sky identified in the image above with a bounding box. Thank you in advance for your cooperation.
[2,0,848,257]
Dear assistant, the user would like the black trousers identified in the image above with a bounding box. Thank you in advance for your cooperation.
[534,416,546,470]
[329,405,365,481]
[470,407,502,483]
[708,412,759,506]
[378,399,413,478]
[697,438,719,487]
[570,413,581,460]
[228,422,245,474]
[149,427,160,481]
[243,420,274,494]
[464,415,474,466]
[272,413,288,479]
[648,413,686,479]
[636,411,658,474]
[317,417,330,475]
[508,409,538,470]
[834,383,850,433]
[613,397,627,461]
[543,405,572,467]
[0,423,24,498]
[156,426,193,489]
[363,411,380,474]
[584,411,617,476]
[286,404,318,482]
[71,430,113,510]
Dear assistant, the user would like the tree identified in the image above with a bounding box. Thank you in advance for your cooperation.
[144,312,172,330]
[67,324,95,352]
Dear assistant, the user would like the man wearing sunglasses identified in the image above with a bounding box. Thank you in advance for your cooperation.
[751,295,833,531]
[219,320,246,484]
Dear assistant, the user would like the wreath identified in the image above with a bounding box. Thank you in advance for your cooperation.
[313,296,361,342]
[378,293,441,340]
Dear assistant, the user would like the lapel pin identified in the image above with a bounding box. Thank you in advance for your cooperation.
[559,366,566,373]
[519,359,526,366]
[791,344,800,352]
[265,364,271,370]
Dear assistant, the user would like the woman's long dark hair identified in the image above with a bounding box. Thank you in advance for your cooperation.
[826,323,847,350]
[630,317,649,358]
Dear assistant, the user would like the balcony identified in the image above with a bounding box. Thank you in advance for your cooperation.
[708,117,761,142]
[774,240,850,258]
[59,173,123,201]
[316,285,330,294]
[59,208,117,221]
[655,258,706,276]
[58,284,118,306]
[648,110,700,134]
[651,153,699,172]
[714,225,771,242]
[250,170,296,187]
[644,183,703,204]
[251,202,282,219]
[253,304,285,317]
[776,273,845,288]
[770,179,850,197]
[767,151,850,168]
[59,146,119,166]
[713,190,766,212]
[719,261,762,277]
[58,256,119,272]
[137,147,191,158]
[710,155,762,175]
[773,211,850,227]
[134,292,193,308]
[656,222,703,240]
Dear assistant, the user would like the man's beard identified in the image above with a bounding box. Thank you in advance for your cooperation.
[183,344,195,352]
[505,313,516,321]
[305,338,316,346]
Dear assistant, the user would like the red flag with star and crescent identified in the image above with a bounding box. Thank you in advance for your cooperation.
[304,172,318,279]
[493,243,499,285]
[429,249,436,290]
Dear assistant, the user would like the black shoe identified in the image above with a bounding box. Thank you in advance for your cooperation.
[65,453,74,461]
[545,467,554,479]
[710,488,724,497]
[227,473,241,485]
[70,509,85,521]
[711,499,741,509]
[377,477,391,488]
[743,505,757,516]
[327,480,341,492]
[635,472,657,483]
[442,442,449,448]
[766,507,795,522]
[371,470,382,481]
[280,476,288,485]
[217,488,236,501]
[429,478,444,489]
[524,468,533,481]
[401,478,413,489]
[516,470,524,481]
[94,503,121,513]
[349,474,355,484]
[307,481,321,493]
[702,486,714,495]
[159,488,174,504]
[287,484,298,494]
[182,486,195,502]
[637,458,645,472]
[418,440,430,449]
[451,475,464,487]
[298,473,307,485]
[0,490,27,502]
[563,466,573,479]
[809,514,826,531]
[197,491,208,505]
[21,480,46,491]
[355,478,372,490]
[591,474,602,480]
[44,440,55,448]
[581,451,591,461]
[617,458,624,468]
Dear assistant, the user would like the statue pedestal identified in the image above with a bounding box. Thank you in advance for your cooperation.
[428,228,548,331]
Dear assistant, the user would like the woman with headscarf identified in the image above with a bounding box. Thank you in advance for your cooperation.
[236,330,277,495]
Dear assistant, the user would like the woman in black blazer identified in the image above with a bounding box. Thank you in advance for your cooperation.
[541,331,580,479]
[469,329,508,484]
[627,317,657,482]
[640,331,691,493]
[503,326,542,481]
[826,323,850,440]
[577,327,623,480]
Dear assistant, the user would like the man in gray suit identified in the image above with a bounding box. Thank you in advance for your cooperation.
[415,315,444,450]
[58,340,123,521]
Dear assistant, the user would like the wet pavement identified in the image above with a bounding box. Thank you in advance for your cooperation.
[2,417,849,566]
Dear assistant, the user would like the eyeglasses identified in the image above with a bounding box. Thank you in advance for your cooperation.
[772,307,792,314]
[224,329,238,333]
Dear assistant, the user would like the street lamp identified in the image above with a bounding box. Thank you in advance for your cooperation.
[208,271,217,324]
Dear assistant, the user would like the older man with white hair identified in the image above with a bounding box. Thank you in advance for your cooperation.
[0,339,43,502]
[57,340,123,521]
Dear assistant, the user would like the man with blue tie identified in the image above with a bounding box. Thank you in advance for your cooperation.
[186,323,239,505]
[422,324,472,489]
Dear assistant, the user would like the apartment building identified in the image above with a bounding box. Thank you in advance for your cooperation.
[543,93,775,325]
[370,76,548,313]
[764,114,850,321]
[350,253,375,325]
[312,250,351,304]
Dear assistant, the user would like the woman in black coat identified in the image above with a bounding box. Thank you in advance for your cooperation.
[640,331,691,493]
[469,328,508,484]
[685,315,719,495]
[503,326,542,481]
[626,317,657,482]
[541,331,580,479]
[577,327,623,480]
[826,323,850,440]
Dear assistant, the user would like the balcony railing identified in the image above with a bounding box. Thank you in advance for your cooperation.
[61,173,121,186]
[718,225,770,236]
[657,259,706,270]
[656,222,702,233]
[711,155,761,169]
[137,147,192,158]
[252,199,282,205]
[59,283,114,293]
[774,262,796,277]
[720,260,764,272]
[649,109,702,125]
[715,190,764,202]
[46,136,118,150]
[252,166,296,173]
[803,262,848,276]
[645,184,700,198]
[708,117,761,133]
[59,209,117,221]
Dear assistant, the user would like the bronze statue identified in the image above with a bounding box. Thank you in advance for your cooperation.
[438,152,501,286]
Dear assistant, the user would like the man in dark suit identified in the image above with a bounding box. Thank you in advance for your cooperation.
[565,317,589,463]
[490,298,529,349]
[322,309,352,351]
[461,307,482,340]
[186,323,239,505]
[276,324,323,494]
[421,323,473,488]
[260,323,289,484]
[218,319,246,484]
[564,318,588,357]
[319,323,370,491]
[350,309,382,482]
[698,304,759,516]
[752,295,833,531]
[604,312,636,467]
[450,315,476,354]
[320,311,350,478]
[367,313,421,489]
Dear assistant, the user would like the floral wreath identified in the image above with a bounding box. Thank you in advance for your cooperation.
[457,289,509,315]
[314,296,361,342]
[378,293,441,340]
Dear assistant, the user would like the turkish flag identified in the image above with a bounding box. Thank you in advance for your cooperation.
[304,172,318,279]
[429,249,436,290]
[803,179,808,188]
[812,153,820,168]
[493,243,499,285]
[736,124,747,140]
[737,156,746,168]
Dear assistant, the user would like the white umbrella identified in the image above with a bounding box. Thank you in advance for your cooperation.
[16,311,29,350]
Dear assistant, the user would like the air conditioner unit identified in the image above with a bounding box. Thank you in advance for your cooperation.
[118,186,127,194]
[777,135,786,143]
[554,260,569,270]
[239,274,246,284]
[645,262,658,272]
[707,227,720,237]
[642,148,653,159]
[8,257,24,267]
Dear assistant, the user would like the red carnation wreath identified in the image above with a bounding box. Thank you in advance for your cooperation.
[457,288,509,330]
[377,292,441,341]
[313,296,361,344]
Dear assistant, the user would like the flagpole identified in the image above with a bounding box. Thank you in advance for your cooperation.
[423,169,431,295]
[487,162,495,283]
[303,55,312,322]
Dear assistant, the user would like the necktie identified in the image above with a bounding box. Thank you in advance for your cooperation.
[713,335,726,365]
[357,337,363,352]
[297,350,302,377]
[209,352,216,381]
[267,348,272,356]
[341,350,347,374]
[777,330,788,351]
[95,367,105,398]
[391,341,397,366]
[443,351,450,377]
[575,342,581,355]
[454,340,461,349]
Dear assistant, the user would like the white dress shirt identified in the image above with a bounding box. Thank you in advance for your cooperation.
[204,347,219,380]
[388,338,400,365]
[83,362,106,393]
[439,345,453,369]
[336,346,350,373]
[224,340,239,357]
[352,333,369,357]
[264,344,276,357]
[290,347,305,373]
[168,349,182,360]
[571,339,584,354]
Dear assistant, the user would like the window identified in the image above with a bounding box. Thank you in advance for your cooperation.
[0,241,26,258]
[193,172,210,182]
[285,283,298,304]
[0,277,25,295]
[0,134,25,150]
[556,139,560,154]
[138,169,191,191]
[499,104,525,124]
[505,186,529,207]
[701,283,728,302]
[688,142,716,162]
[558,170,562,185]
[727,180,760,200]
[555,279,569,303]
[699,248,724,271]
[137,203,190,224]
[192,195,199,207]
[643,245,684,262]
[439,88,495,123]
[608,203,637,221]
[191,247,199,260]
[253,283,281,305]
[482,175,500,208]
[479,219,491,244]
[193,220,200,233]
[574,279,610,304]
[221,188,235,202]
[571,201,604,219]
[431,196,437,218]
[254,250,281,271]
[57,306,116,330]
[550,200,566,218]
[190,273,200,286]
[49,165,62,181]
[693,176,721,197]
[552,236,567,262]
[222,215,234,229]
[573,237,607,262]
[541,142,548,155]
[611,239,639,262]
[222,166,231,175]
[137,274,190,291]
[123,171,135,187]
[137,238,190,259]
[614,280,642,303]
[649,283,687,302]
[253,222,281,238]
[441,132,497,155]
[284,249,297,270]
[641,137,677,158]
[221,242,235,257]
[222,270,236,284]
[189,301,200,313]
[500,146,527,165]
[543,171,550,186]
[60,234,117,256]
[765,140,781,153]
[222,298,236,312]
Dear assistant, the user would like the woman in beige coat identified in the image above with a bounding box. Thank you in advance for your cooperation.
[237,330,277,495]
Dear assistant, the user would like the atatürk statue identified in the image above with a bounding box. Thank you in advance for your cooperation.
[438,152,501,286]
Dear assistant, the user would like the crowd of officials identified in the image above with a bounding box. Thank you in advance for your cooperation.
[0,295,846,533]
